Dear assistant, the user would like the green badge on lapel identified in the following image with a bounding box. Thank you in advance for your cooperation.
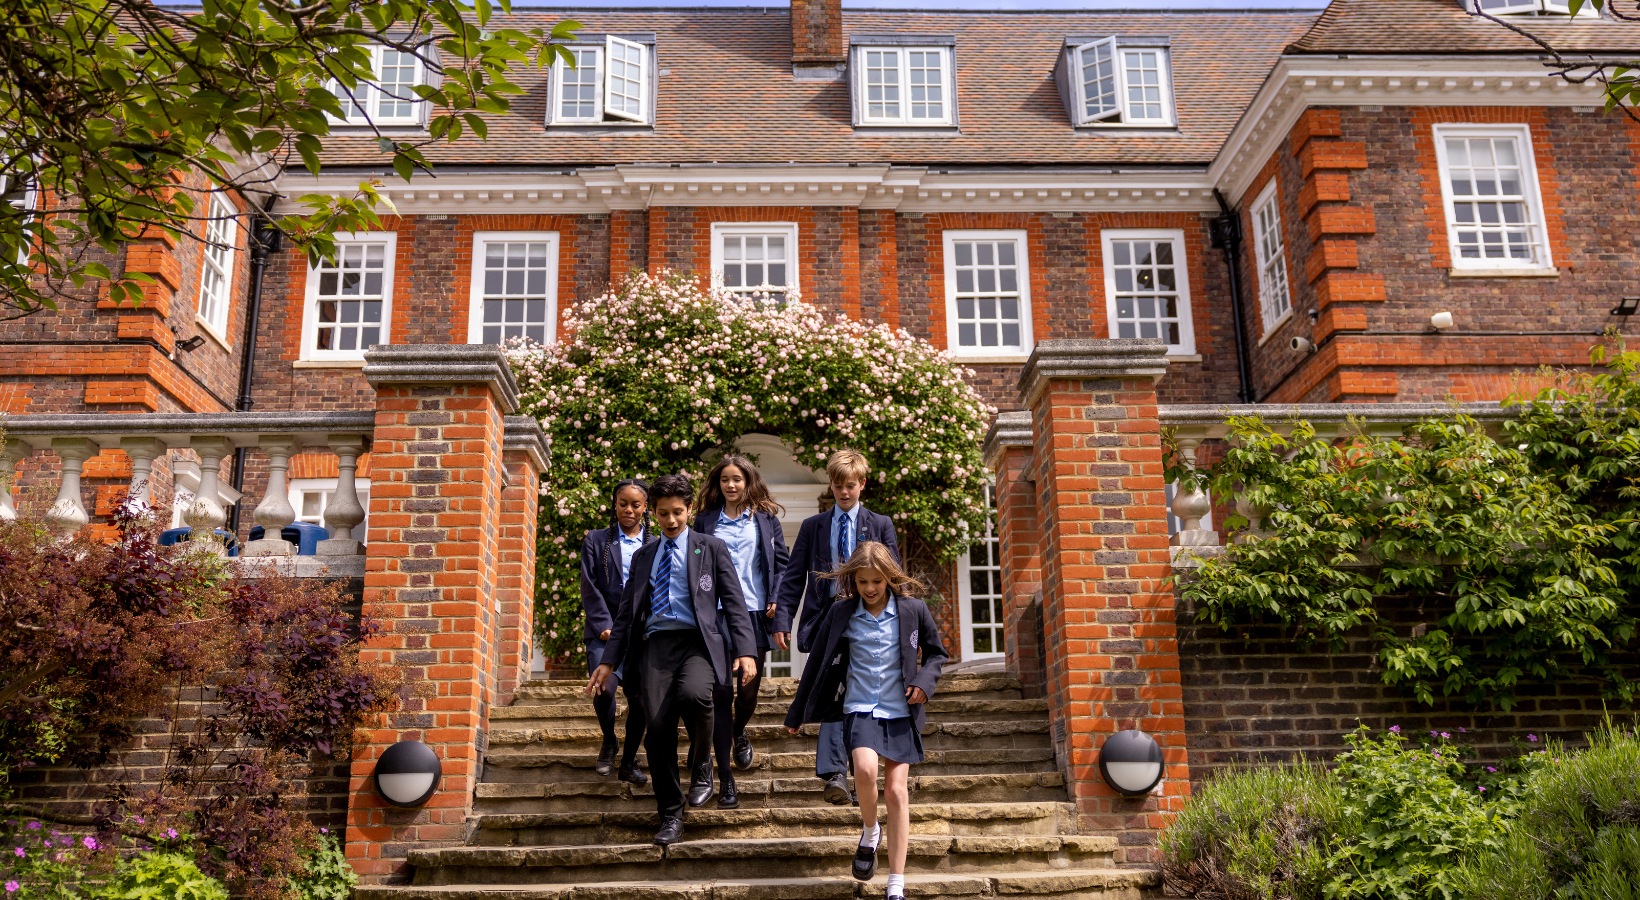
[694,548,701,555]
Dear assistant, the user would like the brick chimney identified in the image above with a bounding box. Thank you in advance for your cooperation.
[791,0,845,68]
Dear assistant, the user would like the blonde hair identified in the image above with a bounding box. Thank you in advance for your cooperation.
[823,541,925,600]
[825,449,870,485]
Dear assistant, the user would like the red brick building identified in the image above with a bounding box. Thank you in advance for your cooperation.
[4,0,1640,662]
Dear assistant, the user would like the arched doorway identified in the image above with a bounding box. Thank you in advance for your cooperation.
[731,434,826,678]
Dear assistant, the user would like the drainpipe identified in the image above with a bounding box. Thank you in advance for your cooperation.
[226,201,283,535]
[1211,189,1256,404]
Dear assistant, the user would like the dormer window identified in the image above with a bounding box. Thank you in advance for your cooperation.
[1470,0,1600,16]
[1058,37,1175,128]
[549,35,655,126]
[327,46,429,127]
[850,37,956,128]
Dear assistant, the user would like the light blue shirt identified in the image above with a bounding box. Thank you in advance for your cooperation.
[830,503,862,571]
[717,509,765,611]
[843,596,910,720]
[645,529,697,635]
[617,530,644,587]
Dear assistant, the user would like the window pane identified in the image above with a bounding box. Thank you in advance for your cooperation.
[375,49,421,120]
[949,238,1027,352]
[1107,237,1187,351]
[477,239,555,344]
[1441,133,1544,267]
[1077,39,1119,122]
[310,240,390,356]
[718,230,796,298]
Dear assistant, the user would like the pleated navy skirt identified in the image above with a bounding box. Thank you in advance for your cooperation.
[842,712,924,764]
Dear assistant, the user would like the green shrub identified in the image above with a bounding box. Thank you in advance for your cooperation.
[95,851,227,900]
[1159,759,1343,900]
[1456,726,1640,900]
[286,832,355,900]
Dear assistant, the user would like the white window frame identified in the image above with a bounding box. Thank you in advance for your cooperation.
[942,229,1034,362]
[956,483,1004,660]
[466,231,561,346]
[0,169,37,265]
[327,46,428,127]
[710,222,800,300]
[1250,180,1292,337]
[196,191,237,342]
[289,478,372,543]
[853,45,955,127]
[300,232,396,363]
[1432,124,1553,272]
[1472,0,1600,16]
[1070,38,1176,127]
[1102,228,1197,356]
[549,37,652,125]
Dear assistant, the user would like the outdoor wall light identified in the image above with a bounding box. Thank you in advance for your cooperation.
[1289,336,1316,354]
[1430,311,1455,332]
[374,740,442,808]
[1098,729,1165,797]
[1612,297,1639,317]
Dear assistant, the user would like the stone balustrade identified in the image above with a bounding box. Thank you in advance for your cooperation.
[0,411,375,559]
[1159,402,1513,557]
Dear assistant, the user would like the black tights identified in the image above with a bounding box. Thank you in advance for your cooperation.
[712,668,763,784]
[595,676,647,768]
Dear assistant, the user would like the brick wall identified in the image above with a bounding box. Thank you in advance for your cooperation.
[1178,596,1634,778]
[1240,105,1637,404]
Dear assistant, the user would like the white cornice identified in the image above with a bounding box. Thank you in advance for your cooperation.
[281,164,1220,216]
[1210,56,1610,205]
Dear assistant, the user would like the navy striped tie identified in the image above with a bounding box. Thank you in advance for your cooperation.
[651,538,676,620]
[836,513,851,567]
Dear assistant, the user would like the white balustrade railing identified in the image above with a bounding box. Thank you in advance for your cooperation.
[0,412,374,557]
[1160,402,1512,556]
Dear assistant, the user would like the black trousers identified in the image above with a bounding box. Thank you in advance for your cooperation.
[639,629,716,820]
[712,611,770,784]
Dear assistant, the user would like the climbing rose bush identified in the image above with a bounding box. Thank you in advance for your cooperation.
[510,271,994,661]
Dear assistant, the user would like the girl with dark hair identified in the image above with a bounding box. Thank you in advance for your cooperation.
[784,541,948,900]
[692,454,789,808]
[579,478,653,782]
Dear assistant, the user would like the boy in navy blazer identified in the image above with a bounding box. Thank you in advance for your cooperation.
[771,449,901,803]
[591,474,759,846]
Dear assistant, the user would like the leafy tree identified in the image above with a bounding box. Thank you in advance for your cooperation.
[1473,0,1640,115]
[0,0,577,318]
[1174,348,1640,708]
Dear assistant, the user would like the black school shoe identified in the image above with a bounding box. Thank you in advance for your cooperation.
[653,817,684,846]
[594,739,618,776]
[686,764,715,808]
[617,761,648,785]
[851,843,877,881]
[821,773,851,805]
[717,780,739,809]
[733,735,754,770]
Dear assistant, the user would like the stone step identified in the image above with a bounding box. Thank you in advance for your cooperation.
[513,673,1024,705]
[473,772,1068,814]
[488,721,1050,754]
[490,698,1048,728]
[481,747,1059,783]
[408,835,1123,886]
[471,801,1075,845]
[358,867,1158,899]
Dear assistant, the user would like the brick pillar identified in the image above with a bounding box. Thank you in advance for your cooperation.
[346,345,538,884]
[496,423,547,706]
[1018,339,1188,864]
[983,411,1045,699]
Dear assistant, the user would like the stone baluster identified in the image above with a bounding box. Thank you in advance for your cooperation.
[317,435,366,556]
[120,437,166,510]
[45,438,97,537]
[1233,489,1270,542]
[183,437,233,552]
[1169,435,1218,549]
[245,435,298,557]
[0,440,25,522]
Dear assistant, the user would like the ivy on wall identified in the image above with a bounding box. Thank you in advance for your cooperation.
[511,272,994,663]
[1174,347,1640,709]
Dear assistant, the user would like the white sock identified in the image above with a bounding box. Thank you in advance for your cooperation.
[886,874,905,897]
[860,822,880,849]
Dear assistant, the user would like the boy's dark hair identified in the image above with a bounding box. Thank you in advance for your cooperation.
[649,474,694,505]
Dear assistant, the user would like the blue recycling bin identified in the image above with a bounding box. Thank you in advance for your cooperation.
[158,526,240,557]
[248,520,329,556]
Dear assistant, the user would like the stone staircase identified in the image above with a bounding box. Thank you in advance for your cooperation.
[357,672,1159,899]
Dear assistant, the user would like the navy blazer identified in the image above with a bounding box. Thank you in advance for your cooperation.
[783,594,948,736]
[579,526,655,643]
[771,505,900,653]
[692,506,790,612]
[603,531,759,686]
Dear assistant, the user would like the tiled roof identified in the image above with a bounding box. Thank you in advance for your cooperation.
[315,8,1316,170]
[1288,0,1640,54]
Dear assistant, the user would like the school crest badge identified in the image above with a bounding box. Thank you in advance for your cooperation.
[909,628,919,651]
[698,574,712,593]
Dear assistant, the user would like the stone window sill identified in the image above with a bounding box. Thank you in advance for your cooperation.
[1448,267,1559,279]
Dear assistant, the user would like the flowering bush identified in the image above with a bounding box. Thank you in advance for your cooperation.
[511,271,994,661]
[0,820,228,899]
